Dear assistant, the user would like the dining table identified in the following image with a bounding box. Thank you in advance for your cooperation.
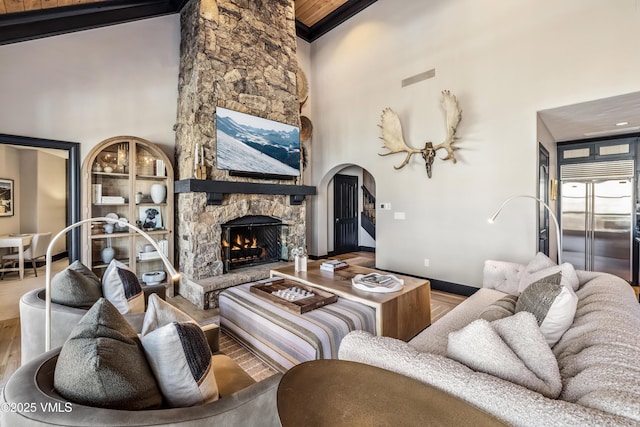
[0,233,33,279]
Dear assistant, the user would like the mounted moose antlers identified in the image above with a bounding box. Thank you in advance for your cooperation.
[378,90,463,178]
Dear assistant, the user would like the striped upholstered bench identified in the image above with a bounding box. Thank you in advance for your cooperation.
[219,281,376,372]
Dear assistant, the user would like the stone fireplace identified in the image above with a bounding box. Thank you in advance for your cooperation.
[221,215,285,272]
[171,0,313,309]
[174,186,312,309]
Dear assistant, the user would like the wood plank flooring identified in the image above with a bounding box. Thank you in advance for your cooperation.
[0,252,467,389]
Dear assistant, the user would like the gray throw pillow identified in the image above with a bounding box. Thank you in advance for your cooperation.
[515,272,562,324]
[51,260,102,308]
[54,298,163,410]
[515,271,579,346]
[478,294,519,322]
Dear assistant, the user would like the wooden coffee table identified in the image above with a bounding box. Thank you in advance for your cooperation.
[270,260,431,341]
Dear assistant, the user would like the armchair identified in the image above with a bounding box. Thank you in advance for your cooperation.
[1,348,282,426]
[6,217,282,426]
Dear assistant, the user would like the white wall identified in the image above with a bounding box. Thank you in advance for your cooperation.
[307,0,640,287]
[35,152,67,254]
[20,150,67,254]
[297,38,316,253]
[0,15,180,164]
[0,146,66,255]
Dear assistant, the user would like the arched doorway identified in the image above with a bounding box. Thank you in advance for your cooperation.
[309,163,375,257]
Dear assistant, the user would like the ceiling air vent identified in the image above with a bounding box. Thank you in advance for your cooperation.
[561,159,634,181]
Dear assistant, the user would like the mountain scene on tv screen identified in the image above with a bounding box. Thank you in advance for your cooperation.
[216,112,300,176]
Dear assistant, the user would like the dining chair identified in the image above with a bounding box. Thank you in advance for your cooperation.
[0,232,52,279]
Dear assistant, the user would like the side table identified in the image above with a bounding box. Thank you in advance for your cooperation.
[277,359,507,426]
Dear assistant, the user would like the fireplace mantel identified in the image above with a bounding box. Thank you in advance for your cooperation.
[174,179,316,205]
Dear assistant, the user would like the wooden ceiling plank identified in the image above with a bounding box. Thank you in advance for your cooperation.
[297,0,348,27]
[295,1,319,23]
[41,0,59,9]
[0,1,7,13]
[23,0,42,11]
[4,0,25,13]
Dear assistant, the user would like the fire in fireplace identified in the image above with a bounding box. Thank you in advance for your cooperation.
[221,215,287,272]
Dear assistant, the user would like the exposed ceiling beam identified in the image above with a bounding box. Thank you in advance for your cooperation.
[0,0,187,45]
[0,0,378,45]
[296,0,377,42]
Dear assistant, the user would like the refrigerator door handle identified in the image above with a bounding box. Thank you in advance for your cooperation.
[584,183,591,271]
[590,183,595,271]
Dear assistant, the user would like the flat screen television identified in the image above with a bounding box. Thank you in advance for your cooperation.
[216,107,300,178]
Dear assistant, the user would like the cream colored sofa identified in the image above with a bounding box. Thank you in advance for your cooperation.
[339,262,640,426]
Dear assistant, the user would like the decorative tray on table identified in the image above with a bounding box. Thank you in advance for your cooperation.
[250,276,337,314]
[352,272,404,293]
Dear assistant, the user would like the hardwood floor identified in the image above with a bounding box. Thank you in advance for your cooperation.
[0,258,68,321]
[0,318,20,388]
[0,252,467,389]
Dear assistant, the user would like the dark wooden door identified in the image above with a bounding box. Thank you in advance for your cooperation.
[334,174,359,254]
[538,143,550,257]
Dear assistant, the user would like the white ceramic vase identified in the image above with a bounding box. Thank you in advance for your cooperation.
[101,247,115,264]
[150,184,166,204]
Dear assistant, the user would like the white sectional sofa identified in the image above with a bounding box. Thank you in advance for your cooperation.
[339,258,640,426]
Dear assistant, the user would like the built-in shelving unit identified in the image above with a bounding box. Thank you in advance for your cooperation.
[81,136,174,284]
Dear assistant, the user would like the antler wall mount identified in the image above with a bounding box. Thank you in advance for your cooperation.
[378,90,463,178]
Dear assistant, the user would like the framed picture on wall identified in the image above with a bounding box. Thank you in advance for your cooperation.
[0,178,14,217]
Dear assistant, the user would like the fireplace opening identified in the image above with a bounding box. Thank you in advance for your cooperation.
[221,215,287,272]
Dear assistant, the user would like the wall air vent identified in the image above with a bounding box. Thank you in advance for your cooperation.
[560,159,634,181]
[402,69,435,87]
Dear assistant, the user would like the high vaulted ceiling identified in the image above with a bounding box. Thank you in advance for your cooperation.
[2,0,636,140]
[0,0,377,45]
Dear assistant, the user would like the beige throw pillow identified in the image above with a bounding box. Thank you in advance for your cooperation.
[478,294,519,322]
[140,294,219,407]
[518,253,579,292]
[447,311,562,398]
[102,260,145,314]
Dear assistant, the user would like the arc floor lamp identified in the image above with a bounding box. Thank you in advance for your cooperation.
[44,217,180,351]
[488,195,562,264]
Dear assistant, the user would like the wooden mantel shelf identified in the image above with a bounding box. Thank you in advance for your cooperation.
[174,179,316,205]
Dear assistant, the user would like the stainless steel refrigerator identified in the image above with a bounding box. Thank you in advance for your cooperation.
[560,160,634,281]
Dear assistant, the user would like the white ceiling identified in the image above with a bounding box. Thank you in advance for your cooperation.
[539,91,640,142]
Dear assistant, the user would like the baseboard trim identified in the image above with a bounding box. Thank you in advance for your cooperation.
[32,252,68,268]
[427,278,479,296]
[375,268,479,297]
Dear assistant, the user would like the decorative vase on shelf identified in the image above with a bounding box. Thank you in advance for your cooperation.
[150,184,166,204]
[101,246,115,264]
